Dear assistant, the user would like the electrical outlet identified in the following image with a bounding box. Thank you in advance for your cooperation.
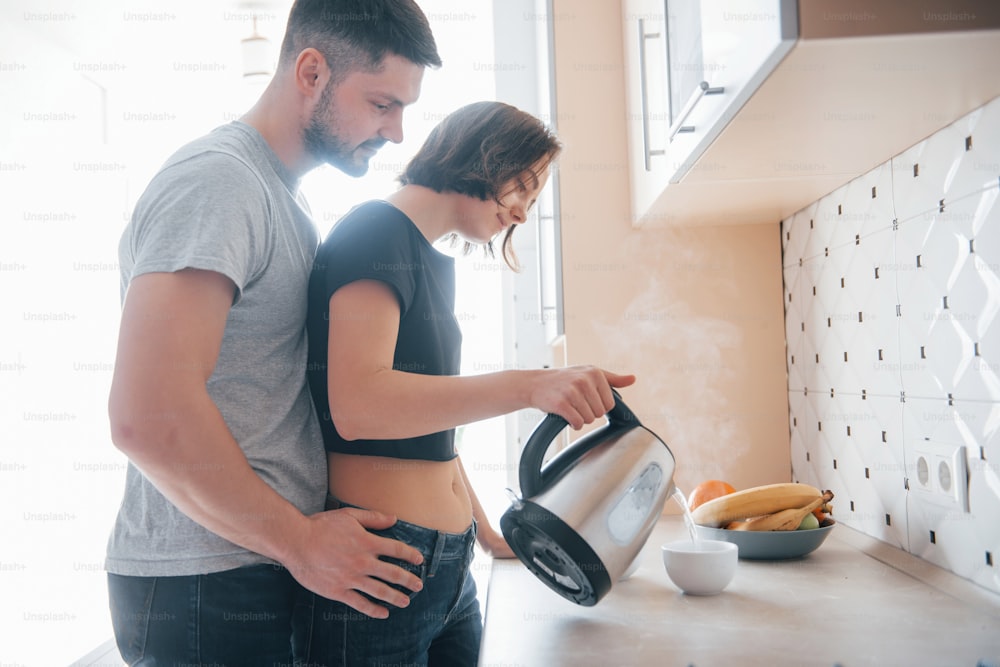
[912,444,970,512]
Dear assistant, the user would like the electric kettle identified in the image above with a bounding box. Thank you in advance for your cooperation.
[500,390,676,606]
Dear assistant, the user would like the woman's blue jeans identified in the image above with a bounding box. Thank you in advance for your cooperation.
[303,498,483,666]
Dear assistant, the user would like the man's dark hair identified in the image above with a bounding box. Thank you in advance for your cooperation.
[279,0,441,81]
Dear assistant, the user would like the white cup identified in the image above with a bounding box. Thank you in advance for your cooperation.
[661,539,738,595]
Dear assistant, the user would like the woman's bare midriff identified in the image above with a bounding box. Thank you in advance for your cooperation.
[327,452,474,533]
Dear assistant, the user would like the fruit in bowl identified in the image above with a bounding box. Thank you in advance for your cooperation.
[797,512,821,531]
[686,479,737,511]
[690,482,834,531]
[690,482,836,559]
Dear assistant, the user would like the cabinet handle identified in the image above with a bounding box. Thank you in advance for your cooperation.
[667,81,725,142]
[638,18,664,171]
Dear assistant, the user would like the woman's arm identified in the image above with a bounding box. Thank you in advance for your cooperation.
[326,279,635,441]
[456,456,516,559]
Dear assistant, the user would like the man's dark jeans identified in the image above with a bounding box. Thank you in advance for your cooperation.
[108,564,310,666]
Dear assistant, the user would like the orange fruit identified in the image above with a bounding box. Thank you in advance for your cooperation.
[687,480,736,511]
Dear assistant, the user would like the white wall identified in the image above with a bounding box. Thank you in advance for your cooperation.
[784,95,1000,594]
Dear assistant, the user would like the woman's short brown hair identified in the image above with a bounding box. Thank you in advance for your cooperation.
[399,101,561,270]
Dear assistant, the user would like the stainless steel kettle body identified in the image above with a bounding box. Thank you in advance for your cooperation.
[500,391,676,606]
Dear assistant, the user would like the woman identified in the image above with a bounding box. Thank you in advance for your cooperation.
[305,101,635,665]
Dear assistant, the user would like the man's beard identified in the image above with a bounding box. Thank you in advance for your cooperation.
[303,83,385,176]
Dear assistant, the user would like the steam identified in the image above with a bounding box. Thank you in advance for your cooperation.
[589,232,746,485]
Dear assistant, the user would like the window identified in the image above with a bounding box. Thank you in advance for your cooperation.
[0,1,554,662]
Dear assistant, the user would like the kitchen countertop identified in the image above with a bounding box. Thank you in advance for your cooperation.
[479,517,1000,666]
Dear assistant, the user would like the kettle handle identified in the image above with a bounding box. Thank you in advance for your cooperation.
[518,389,639,498]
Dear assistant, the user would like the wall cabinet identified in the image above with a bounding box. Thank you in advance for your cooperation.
[622,0,797,225]
[621,0,1000,228]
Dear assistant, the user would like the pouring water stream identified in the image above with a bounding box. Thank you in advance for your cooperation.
[671,487,701,544]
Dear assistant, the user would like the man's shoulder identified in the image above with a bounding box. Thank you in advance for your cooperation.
[142,125,270,202]
[162,123,262,174]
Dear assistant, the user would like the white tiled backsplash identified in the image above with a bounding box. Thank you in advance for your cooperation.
[782,96,1000,594]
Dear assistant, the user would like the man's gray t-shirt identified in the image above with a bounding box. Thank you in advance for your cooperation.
[105,121,328,576]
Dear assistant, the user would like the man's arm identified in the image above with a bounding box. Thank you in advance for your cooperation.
[108,268,422,619]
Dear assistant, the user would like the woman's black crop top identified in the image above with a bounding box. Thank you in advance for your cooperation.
[306,201,461,461]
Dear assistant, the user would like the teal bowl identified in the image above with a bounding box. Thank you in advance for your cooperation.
[695,522,835,560]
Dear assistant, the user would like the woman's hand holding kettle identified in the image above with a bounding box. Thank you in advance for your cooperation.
[527,366,636,430]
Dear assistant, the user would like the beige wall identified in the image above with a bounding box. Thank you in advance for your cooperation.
[549,0,791,502]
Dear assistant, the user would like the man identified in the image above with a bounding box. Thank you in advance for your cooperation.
[105,1,441,663]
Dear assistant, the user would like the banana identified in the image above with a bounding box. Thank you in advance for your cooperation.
[726,491,834,531]
[691,482,823,528]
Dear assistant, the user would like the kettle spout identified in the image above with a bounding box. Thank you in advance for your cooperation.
[665,480,678,501]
